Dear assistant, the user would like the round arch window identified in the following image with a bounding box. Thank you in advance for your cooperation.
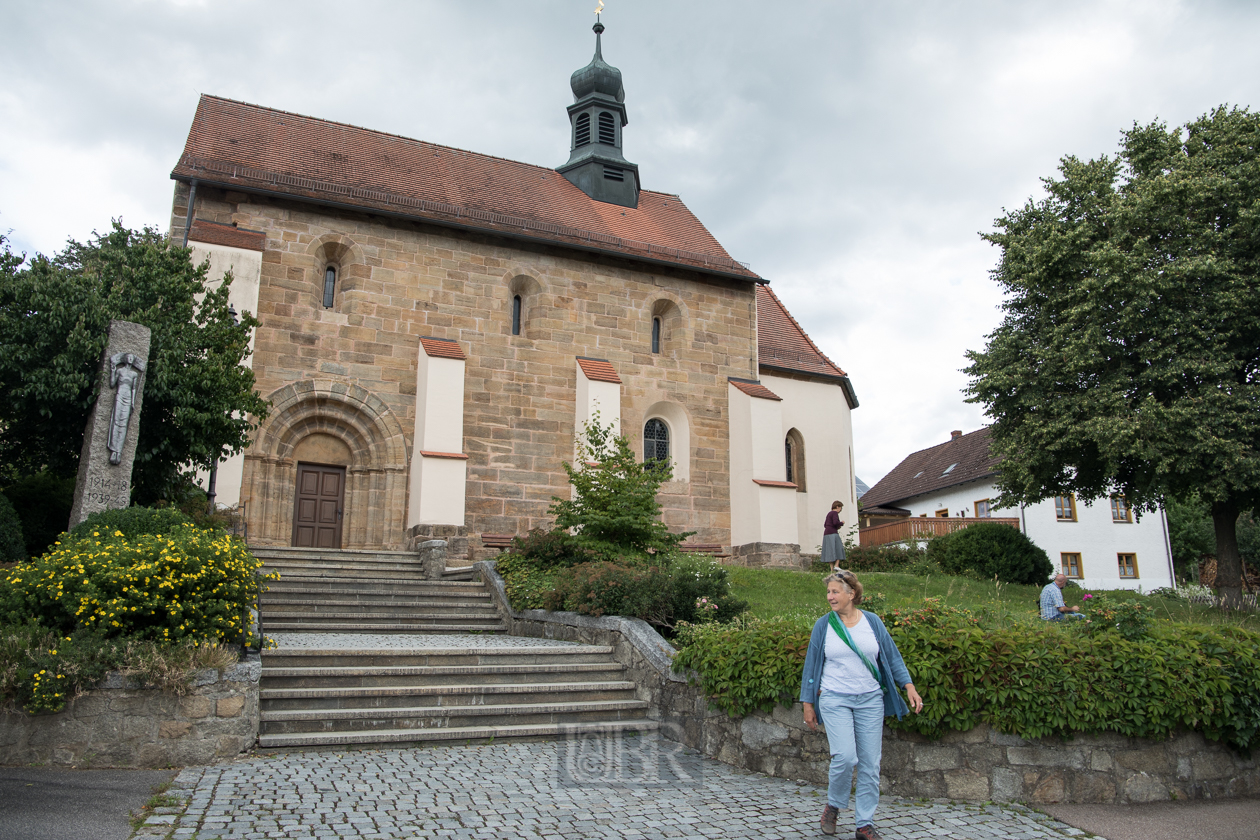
[644,418,669,464]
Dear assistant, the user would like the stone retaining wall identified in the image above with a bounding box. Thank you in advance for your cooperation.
[0,654,260,768]
[477,560,1260,803]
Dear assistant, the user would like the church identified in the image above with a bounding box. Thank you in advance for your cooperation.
[170,22,859,565]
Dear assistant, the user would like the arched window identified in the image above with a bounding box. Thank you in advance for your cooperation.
[512,295,523,336]
[651,317,662,354]
[575,113,591,147]
[598,112,616,145]
[644,418,669,464]
[786,428,807,491]
[785,437,794,484]
[323,266,337,309]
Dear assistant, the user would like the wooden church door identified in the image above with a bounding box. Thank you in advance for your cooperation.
[292,463,345,548]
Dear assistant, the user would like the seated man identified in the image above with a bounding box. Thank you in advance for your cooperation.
[1040,574,1084,620]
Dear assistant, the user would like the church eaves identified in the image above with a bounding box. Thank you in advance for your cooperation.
[756,285,858,407]
[171,95,756,282]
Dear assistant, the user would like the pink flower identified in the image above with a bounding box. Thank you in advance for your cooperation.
[1082,593,1093,600]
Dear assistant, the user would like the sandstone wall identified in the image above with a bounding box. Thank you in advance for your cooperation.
[0,656,260,768]
[174,184,756,550]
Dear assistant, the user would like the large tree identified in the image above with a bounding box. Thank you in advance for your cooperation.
[965,106,1260,606]
[0,223,270,504]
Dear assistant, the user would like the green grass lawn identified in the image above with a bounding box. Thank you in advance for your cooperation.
[726,566,1260,630]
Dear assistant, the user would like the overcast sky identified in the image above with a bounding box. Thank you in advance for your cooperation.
[3,0,1258,484]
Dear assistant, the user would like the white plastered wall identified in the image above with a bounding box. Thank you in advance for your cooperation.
[575,362,621,456]
[190,240,262,509]
[763,373,856,554]
[728,384,799,546]
[407,349,468,527]
[898,478,1174,591]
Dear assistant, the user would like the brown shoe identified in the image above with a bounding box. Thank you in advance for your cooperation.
[855,825,882,840]
[820,805,839,836]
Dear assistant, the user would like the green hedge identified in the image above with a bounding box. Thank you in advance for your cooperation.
[673,600,1260,753]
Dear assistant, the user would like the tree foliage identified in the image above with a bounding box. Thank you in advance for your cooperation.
[0,224,269,503]
[548,415,692,561]
[965,106,1260,604]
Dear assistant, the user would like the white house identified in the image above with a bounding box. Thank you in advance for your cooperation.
[859,428,1175,591]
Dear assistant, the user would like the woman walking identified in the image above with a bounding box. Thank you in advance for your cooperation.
[821,501,846,572]
[800,570,924,839]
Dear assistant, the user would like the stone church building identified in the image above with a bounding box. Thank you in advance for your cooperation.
[170,24,859,564]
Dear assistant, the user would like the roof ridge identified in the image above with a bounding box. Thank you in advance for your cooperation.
[196,94,688,204]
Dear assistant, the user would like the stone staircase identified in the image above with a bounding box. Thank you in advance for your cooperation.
[256,642,657,749]
[250,547,657,748]
[253,547,497,634]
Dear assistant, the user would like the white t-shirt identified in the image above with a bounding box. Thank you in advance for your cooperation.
[820,612,881,695]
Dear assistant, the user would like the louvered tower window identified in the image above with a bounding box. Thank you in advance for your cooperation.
[323,266,337,309]
[575,113,591,147]
[598,112,616,145]
[644,418,669,464]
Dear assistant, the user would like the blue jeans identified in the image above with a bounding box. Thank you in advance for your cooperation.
[818,689,884,828]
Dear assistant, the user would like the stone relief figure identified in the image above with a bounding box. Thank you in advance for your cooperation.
[107,352,146,465]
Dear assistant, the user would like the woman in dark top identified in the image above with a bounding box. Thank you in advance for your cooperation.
[822,500,845,572]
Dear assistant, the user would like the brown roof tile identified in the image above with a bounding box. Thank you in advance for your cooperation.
[419,337,466,360]
[577,357,622,384]
[756,285,847,379]
[860,427,1001,509]
[172,95,757,281]
[728,378,782,401]
[187,219,265,251]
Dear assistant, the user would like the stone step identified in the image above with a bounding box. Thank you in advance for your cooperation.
[262,647,615,668]
[261,600,497,615]
[442,566,475,581]
[263,582,490,597]
[260,680,639,711]
[262,621,505,634]
[262,564,429,580]
[261,662,627,689]
[251,546,420,564]
[256,718,658,750]
[259,698,651,734]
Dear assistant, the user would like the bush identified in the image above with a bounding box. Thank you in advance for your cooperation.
[506,528,595,570]
[0,493,25,564]
[672,602,1260,753]
[67,505,197,543]
[927,523,1053,585]
[0,523,273,644]
[2,471,74,557]
[543,561,675,625]
[668,554,748,626]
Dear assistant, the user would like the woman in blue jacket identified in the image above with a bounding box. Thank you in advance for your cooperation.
[800,570,923,839]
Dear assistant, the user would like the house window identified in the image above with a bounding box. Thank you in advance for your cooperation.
[575,112,591,147]
[975,499,991,518]
[1118,553,1139,579]
[1061,552,1082,579]
[511,295,522,336]
[644,418,669,464]
[1111,495,1132,523]
[651,317,661,354]
[935,509,949,518]
[323,266,337,309]
[1055,495,1077,522]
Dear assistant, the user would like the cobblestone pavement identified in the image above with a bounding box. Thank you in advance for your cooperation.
[268,633,585,650]
[131,736,1093,840]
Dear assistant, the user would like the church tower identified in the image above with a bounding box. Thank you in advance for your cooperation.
[557,20,640,208]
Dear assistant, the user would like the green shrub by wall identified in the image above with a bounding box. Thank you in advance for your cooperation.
[0,493,26,563]
[2,471,74,558]
[927,523,1053,584]
[67,506,197,542]
[673,601,1260,753]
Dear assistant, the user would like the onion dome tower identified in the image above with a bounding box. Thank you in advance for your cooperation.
[557,19,640,208]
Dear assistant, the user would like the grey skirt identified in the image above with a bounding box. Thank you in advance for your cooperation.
[821,532,846,566]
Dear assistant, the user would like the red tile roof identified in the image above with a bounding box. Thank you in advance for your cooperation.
[172,95,756,281]
[728,378,782,401]
[756,285,847,380]
[861,428,1001,509]
[577,357,622,384]
[187,219,265,251]
[419,337,466,360]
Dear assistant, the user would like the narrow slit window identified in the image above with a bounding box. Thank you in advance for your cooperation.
[511,295,522,336]
[598,111,616,145]
[323,266,337,309]
[651,317,661,354]
[575,113,591,147]
[784,437,794,484]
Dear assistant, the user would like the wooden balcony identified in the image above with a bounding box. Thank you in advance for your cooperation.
[858,516,1021,547]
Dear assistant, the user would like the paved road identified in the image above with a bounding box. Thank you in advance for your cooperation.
[1045,800,1260,840]
[0,766,176,840]
[131,738,1089,839]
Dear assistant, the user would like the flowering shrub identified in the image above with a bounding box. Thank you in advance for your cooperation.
[0,524,275,644]
[1080,593,1153,640]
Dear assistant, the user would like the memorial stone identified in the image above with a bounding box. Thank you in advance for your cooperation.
[68,320,152,527]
